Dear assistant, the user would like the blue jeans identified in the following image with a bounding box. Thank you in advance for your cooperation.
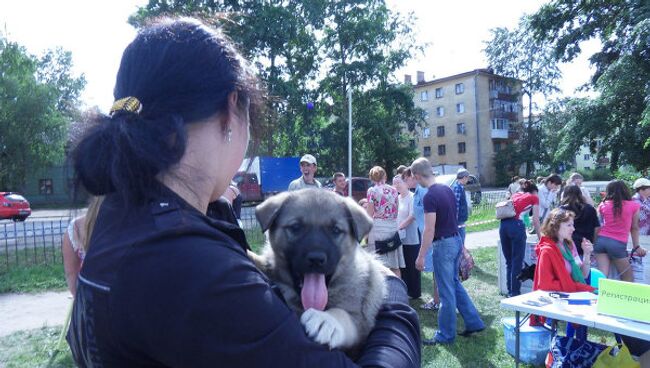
[458,225,466,246]
[431,235,485,343]
[499,218,526,296]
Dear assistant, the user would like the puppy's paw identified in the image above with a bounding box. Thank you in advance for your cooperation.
[300,309,348,349]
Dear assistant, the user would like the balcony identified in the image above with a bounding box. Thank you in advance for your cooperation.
[491,128,509,139]
[490,110,518,121]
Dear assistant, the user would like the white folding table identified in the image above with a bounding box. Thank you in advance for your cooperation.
[500,290,650,367]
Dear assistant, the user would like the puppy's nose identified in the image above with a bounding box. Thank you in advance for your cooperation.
[306,251,327,268]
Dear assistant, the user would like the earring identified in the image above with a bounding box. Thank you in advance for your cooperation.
[226,128,232,143]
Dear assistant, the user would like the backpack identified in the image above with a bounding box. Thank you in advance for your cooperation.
[495,200,516,219]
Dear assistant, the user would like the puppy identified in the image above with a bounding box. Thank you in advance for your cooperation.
[517,262,536,283]
[249,189,386,352]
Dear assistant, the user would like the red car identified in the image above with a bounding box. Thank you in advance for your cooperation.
[0,192,31,221]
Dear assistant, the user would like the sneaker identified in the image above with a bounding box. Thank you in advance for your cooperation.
[420,299,441,310]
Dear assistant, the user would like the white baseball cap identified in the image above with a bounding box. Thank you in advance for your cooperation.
[633,178,650,190]
[300,154,317,165]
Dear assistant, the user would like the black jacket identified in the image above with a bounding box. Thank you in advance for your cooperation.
[67,187,421,367]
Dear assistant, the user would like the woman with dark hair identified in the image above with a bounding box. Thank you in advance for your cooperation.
[594,180,643,282]
[500,180,542,296]
[67,18,419,367]
[538,174,562,221]
[559,185,600,257]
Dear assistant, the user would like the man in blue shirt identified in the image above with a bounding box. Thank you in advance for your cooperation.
[452,169,470,246]
[410,158,484,345]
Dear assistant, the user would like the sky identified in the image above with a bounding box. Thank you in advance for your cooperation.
[0,0,599,113]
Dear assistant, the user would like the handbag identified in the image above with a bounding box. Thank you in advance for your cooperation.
[495,200,516,219]
[545,335,607,368]
[459,246,474,282]
[592,343,639,368]
[374,232,402,255]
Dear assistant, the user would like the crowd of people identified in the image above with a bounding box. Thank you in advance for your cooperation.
[502,173,650,363]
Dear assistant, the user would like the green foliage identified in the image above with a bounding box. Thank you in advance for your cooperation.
[580,168,614,181]
[529,0,650,172]
[0,37,85,191]
[492,144,527,186]
[130,0,423,176]
[484,17,562,176]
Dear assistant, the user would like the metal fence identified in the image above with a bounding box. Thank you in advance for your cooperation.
[0,190,513,269]
[0,213,266,269]
[0,217,71,269]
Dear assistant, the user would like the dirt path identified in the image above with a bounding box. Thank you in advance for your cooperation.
[0,291,71,337]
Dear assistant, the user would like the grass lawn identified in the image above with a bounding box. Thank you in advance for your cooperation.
[0,327,74,368]
[467,204,499,233]
[0,248,67,294]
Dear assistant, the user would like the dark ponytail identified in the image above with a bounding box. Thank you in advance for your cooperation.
[73,18,262,206]
[605,180,632,217]
[521,180,538,194]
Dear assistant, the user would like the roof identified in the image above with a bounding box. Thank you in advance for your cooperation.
[412,68,522,89]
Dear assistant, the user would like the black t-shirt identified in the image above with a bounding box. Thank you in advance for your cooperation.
[423,183,458,239]
[561,203,600,253]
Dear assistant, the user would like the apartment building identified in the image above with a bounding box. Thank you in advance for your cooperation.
[408,69,523,185]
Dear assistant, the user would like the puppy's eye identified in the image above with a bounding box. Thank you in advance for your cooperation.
[286,223,301,234]
[331,226,343,235]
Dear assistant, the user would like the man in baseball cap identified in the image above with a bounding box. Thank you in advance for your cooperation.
[288,154,322,190]
[633,177,650,236]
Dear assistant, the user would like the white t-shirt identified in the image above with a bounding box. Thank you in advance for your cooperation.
[397,192,419,245]
[67,216,86,260]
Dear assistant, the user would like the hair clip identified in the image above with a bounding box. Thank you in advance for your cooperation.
[110,96,143,116]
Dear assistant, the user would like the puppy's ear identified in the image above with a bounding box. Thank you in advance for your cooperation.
[256,192,289,232]
[343,197,373,242]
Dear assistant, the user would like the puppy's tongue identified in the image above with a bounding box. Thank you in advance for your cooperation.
[301,273,328,311]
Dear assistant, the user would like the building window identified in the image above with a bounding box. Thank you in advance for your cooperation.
[409,139,416,148]
[423,146,431,157]
[422,111,429,120]
[437,126,445,137]
[491,119,508,130]
[423,127,431,138]
[458,142,466,154]
[435,88,444,99]
[438,145,446,156]
[456,103,465,114]
[457,122,466,135]
[493,142,502,152]
[420,91,428,101]
[39,179,53,195]
[584,166,591,170]
[455,83,464,94]
[459,161,467,168]
[584,154,590,160]
[436,106,445,117]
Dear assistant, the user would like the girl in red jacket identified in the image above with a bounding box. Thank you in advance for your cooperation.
[533,208,595,293]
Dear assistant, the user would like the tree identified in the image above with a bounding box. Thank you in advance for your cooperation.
[130,0,423,176]
[529,0,650,171]
[0,37,85,190]
[484,17,563,176]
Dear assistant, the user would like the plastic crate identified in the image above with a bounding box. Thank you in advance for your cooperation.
[502,317,552,366]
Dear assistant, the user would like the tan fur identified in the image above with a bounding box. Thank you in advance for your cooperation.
[254,189,387,351]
